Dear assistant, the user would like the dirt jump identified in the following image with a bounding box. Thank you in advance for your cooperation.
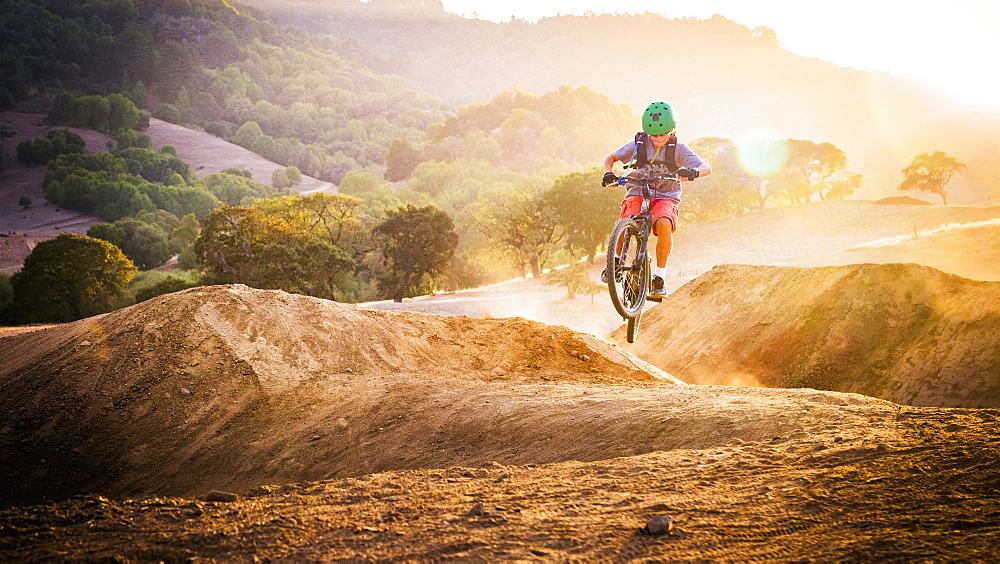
[2,282,998,561]
[612,263,1000,408]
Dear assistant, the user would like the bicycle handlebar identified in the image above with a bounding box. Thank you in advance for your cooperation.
[615,173,679,186]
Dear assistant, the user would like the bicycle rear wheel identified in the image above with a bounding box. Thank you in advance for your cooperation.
[606,218,648,319]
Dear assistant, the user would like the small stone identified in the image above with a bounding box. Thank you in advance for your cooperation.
[204,491,240,503]
[181,388,192,395]
[467,502,485,517]
[642,514,674,536]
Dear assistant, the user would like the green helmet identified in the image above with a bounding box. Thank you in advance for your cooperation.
[642,101,676,135]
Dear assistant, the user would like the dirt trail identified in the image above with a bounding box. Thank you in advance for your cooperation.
[2,284,999,560]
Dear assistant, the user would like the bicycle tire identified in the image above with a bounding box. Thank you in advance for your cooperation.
[606,218,648,319]
[627,312,640,343]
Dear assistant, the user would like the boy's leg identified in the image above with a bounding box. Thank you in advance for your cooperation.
[654,217,674,268]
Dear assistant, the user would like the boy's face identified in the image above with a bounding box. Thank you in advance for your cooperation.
[650,131,674,148]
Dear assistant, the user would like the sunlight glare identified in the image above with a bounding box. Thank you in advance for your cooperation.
[736,133,789,178]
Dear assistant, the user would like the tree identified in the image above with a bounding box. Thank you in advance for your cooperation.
[544,168,620,263]
[19,196,31,208]
[89,218,172,270]
[374,205,458,302]
[231,121,263,149]
[285,166,302,185]
[898,151,966,205]
[0,273,12,321]
[543,262,605,303]
[193,204,354,299]
[385,138,422,181]
[474,181,562,278]
[683,137,761,221]
[170,213,201,252]
[272,168,290,189]
[108,93,141,131]
[9,234,135,323]
[17,130,85,165]
[781,140,848,204]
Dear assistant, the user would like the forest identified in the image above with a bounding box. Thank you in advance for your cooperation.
[0,0,979,324]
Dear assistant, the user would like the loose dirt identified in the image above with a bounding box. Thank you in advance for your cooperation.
[2,284,999,561]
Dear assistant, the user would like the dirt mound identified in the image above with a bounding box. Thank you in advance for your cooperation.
[875,196,933,205]
[3,285,999,560]
[0,284,683,505]
[614,264,1000,408]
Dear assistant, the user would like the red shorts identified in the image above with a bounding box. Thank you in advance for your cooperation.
[620,197,679,235]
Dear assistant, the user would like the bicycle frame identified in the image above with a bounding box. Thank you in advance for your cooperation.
[605,173,678,326]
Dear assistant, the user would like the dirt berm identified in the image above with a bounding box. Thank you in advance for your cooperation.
[614,263,1000,407]
[2,285,1000,560]
[0,284,685,505]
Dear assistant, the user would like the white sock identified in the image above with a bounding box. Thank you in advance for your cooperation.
[653,267,666,280]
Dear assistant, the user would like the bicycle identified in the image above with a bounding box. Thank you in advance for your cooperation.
[605,173,678,343]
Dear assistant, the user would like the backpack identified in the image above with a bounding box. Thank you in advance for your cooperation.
[627,132,679,172]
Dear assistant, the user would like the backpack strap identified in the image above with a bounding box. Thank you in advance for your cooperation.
[663,134,679,172]
[627,131,646,169]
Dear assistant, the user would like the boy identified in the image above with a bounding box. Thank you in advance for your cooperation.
[601,101,711,298]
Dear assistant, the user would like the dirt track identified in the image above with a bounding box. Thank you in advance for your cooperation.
[3,406,998,561]
[2,284,999,561]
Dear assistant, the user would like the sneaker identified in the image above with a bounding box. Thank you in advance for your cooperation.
[648,275,666,298]
[601,257,623,283]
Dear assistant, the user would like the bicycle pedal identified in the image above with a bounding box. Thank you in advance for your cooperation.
[647,296,663,302]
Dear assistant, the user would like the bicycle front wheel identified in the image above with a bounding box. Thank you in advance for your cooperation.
[627,312,641,343]
[606,218,648,319]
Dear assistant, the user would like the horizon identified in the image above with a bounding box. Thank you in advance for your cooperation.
[435,0,1000,112]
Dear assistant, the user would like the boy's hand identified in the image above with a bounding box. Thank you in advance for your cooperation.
[677,167,699,180]
[602,172,618,186]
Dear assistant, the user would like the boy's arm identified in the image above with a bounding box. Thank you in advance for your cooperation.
[603,151,621,173]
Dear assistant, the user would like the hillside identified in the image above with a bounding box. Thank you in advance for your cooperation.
[0,111,335,274]
[243,0,1000,204]
[144,118,337,195]
[0,113,113,273]
[2,284,999,560]
[610,263,1000,408]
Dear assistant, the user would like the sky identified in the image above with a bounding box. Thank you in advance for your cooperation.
[437,0,1000,111]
